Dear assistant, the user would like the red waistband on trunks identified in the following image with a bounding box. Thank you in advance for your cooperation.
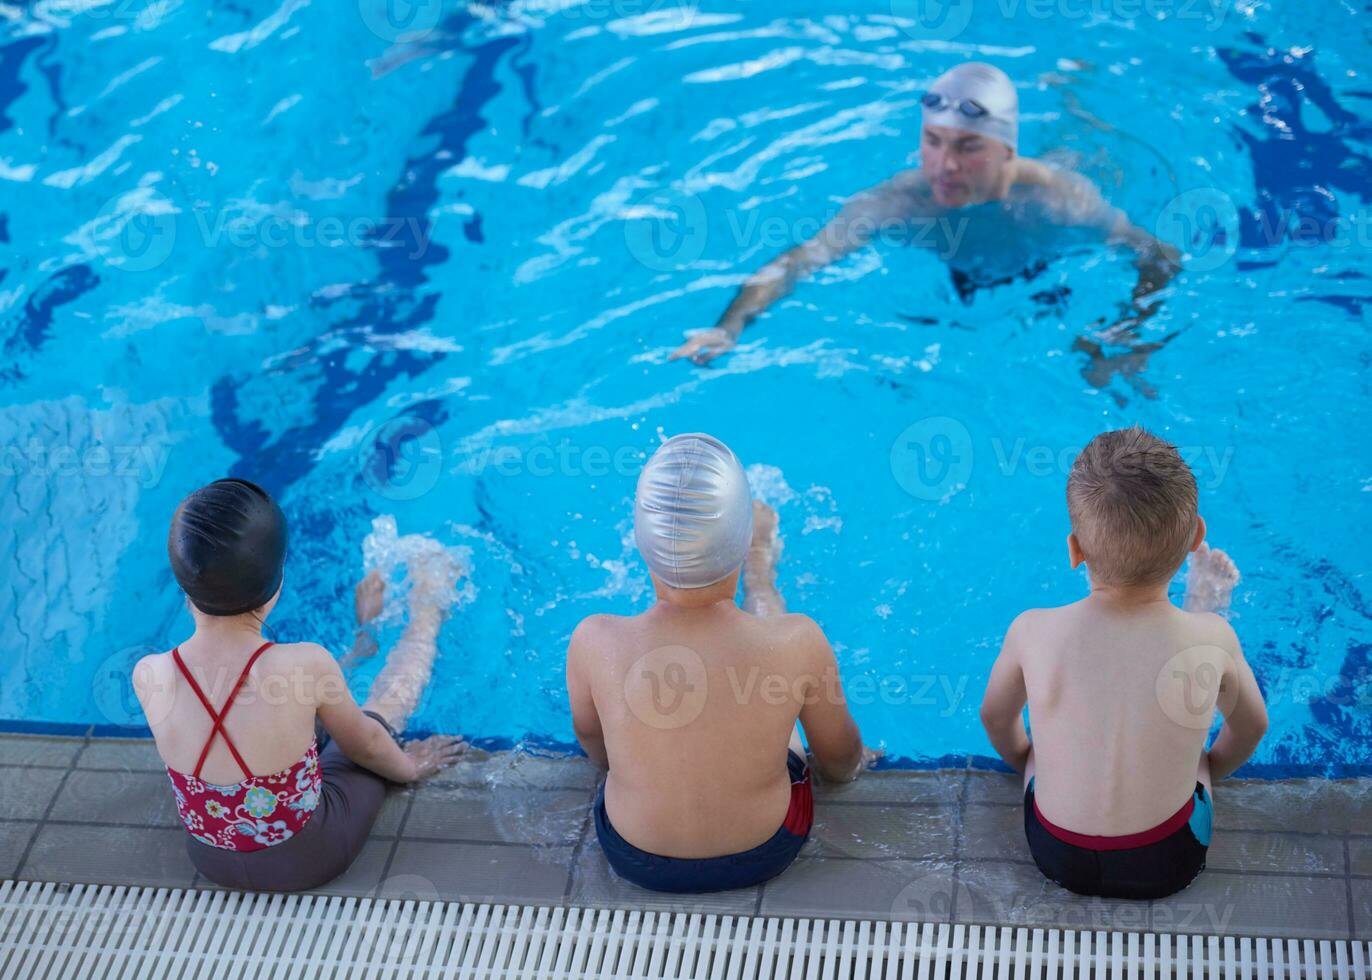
[1033,793,1195,851]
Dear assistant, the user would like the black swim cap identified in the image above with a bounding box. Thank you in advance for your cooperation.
[168,478,288,617]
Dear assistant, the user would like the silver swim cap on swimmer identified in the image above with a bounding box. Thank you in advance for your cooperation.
[634,433,753,590]
[921,62,1018,152]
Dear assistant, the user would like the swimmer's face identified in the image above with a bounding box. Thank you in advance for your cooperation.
[920,123,1014,208]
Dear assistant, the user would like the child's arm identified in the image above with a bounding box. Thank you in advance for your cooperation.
[310,648,429,783]
[1207,623,1268,780]
[795,616,868,783]
[979,615,1032,773]
[566,618,609,769]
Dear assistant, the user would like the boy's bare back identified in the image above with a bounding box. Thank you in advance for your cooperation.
[569,602,838,857]
[979,428,1268,845]
[1007,594,1250,834]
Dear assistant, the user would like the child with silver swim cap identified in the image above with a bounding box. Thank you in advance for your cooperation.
[566,433,876,893]
[633,433,754,590]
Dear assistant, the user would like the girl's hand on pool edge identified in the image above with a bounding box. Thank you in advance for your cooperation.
[403,735,469,781]
[669,327,737,365]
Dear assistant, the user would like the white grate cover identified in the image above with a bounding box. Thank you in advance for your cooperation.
[0,879,1367,979]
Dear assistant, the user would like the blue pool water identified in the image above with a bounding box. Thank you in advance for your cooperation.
[0,1,1368,775]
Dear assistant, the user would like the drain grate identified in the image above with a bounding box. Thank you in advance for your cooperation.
[0,878,1367,979]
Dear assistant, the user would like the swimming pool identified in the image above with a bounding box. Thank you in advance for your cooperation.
[1,0,1368,776]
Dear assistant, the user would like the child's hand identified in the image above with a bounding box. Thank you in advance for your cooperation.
[858,745,884,774]
[403,735,468,781]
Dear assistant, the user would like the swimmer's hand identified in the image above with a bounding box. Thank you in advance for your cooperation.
[669,326,737,365]
[851,745,884,779]
[1132,240,1181,303]
[402,734,468,781]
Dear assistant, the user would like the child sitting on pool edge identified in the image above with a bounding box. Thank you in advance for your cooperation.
[566,433,877,893]
[979,426,1268,899]
[134,478,466,891]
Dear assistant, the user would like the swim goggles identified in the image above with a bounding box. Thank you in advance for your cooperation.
[921,91,991,119]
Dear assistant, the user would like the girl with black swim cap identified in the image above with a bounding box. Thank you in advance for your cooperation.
[133,477,466,892]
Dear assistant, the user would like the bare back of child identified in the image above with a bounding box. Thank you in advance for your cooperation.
[980,428,1268,899]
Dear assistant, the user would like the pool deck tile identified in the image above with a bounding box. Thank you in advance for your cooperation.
[814,770,964,806]
[430,751,601,792]
[304,839,395,898]
[402,784,589,846]
[22,824,195,888]
[1205,831,1347,876]
[1214,779,1370,835]
[806,803,959,862]
[963,771,1026,805]
[381,841,572,904]
[760,858,957,921]
[960,804,1031,861]
[2,732,1369,941]
[1349,839,1372,878]
[1351,880,1372,938]
[953,859,1151,931]
[0,767,67,821]
[1149,872,1351,939]
[75,738,165,772]
[48,769,181,827]
[0,822,37,878]
[0,736,82,769]
[372,788,413,839]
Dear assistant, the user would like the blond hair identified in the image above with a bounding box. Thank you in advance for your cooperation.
[1066,427,1198,587]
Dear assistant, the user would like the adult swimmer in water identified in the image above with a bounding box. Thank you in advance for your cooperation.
[134,478,466,891]
[670,62,1182,397]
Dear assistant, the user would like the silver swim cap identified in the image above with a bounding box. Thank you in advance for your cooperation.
[634,433,753,590]
[921,62,1018,152]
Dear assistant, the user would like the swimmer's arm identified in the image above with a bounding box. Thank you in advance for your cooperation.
[1040,165,1181,304]
[1206,625,1268,780]
[566,619,609,769]
[309,647,421,783]
[795,617,867,782]
[1108,215,1182,304]
[671,175,917,365]
[979,615,1032,773]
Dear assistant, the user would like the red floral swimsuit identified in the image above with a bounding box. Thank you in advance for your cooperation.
[165,642,322,852]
